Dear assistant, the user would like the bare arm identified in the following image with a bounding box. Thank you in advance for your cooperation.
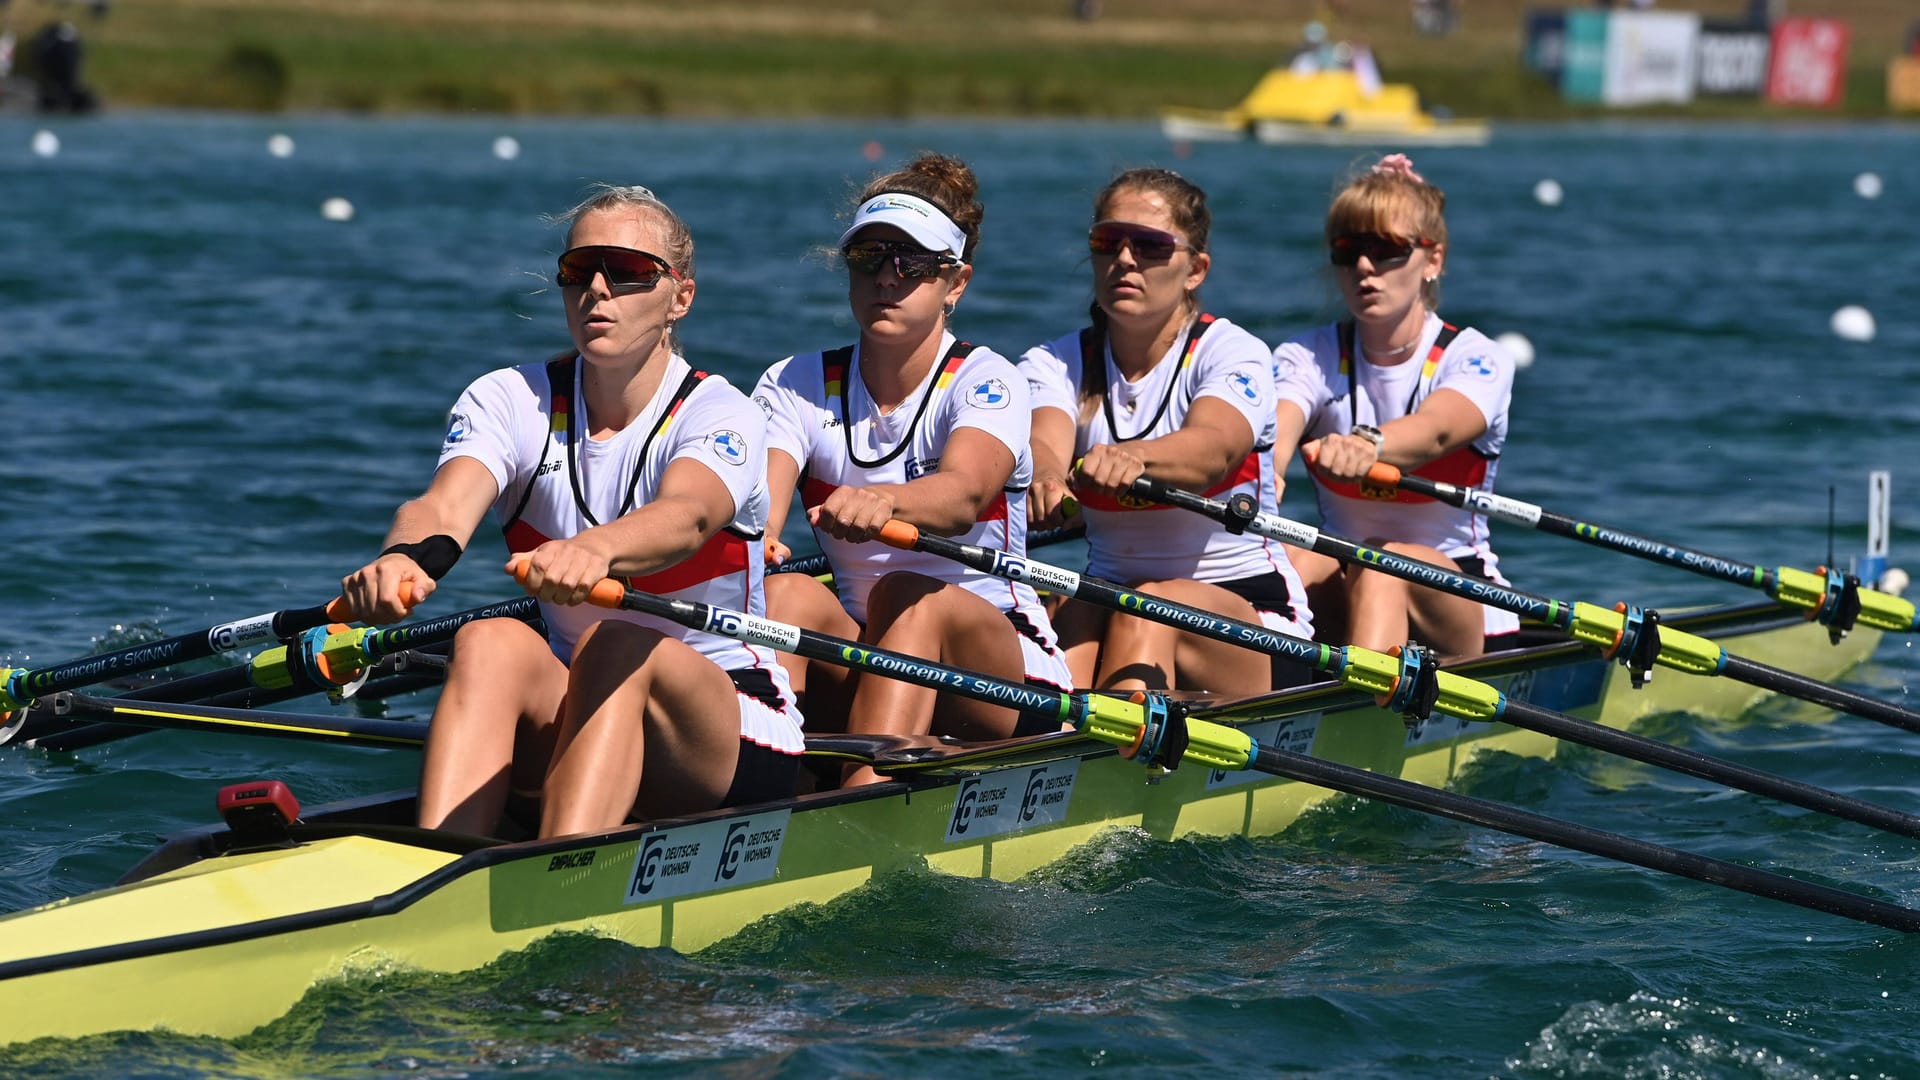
[1029,405,1077,527]
[811,425,1016,541]
[340,456,499,623]
[513,456,738,607]
[1311,387,1489,481]
[763,448,802,565]
[1073,396,1255,496]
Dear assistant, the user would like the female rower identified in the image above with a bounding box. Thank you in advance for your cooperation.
[1020,167,1313,694]
[754,152,1070,786]
[341,184,803,837]
[1271,153,1519,657]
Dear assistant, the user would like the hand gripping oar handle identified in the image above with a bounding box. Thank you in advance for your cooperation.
[1360,460,1918,636]
[534,561,1920,933]
[771,522,1086,580]
[875,520,1920,842]
[1129,476,1920,736]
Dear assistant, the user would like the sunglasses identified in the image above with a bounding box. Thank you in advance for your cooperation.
[1329,233,1436,270]
[841,241,962,280]
[1088,220,1191,262]
[554,245,682,291]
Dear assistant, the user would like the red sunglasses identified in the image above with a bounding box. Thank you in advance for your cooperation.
[555,245,683,291]
[1088,220,1191,262]
[1329,233,1437,270]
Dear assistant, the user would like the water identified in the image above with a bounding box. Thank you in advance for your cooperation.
[2,112,1918,1075]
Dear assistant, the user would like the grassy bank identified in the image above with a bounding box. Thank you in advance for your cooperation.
[30,0,1920,119]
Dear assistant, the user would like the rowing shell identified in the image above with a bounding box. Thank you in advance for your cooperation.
[0,599,1885,1044]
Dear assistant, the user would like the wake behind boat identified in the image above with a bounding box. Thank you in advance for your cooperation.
[0,578,1901,1044]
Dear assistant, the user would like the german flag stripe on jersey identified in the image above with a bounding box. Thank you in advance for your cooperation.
[1073,452,1263,514]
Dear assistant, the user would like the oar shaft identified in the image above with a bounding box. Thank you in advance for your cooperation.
[772,522,1085,580]
[1247,743,1920,933]
[883,521,1920,842]
[1132,477,1920,734]
[0,599,347,712]
[54,694,427,750]
[1369,465,1919,634]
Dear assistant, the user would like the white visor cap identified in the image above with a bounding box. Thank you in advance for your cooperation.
[838,192,968,259]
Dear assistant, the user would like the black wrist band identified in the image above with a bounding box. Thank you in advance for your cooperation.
[380,534,463,581]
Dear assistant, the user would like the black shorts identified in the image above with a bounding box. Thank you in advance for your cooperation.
[720,668,801,807]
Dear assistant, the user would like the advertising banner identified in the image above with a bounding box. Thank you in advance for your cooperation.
[1602,11,1700,106]
[1524,9,1567,84]
[1561,9,1609,103]
[1766,18,1850,108]
[1891,57,1920,113]
[1696,22,1771,97]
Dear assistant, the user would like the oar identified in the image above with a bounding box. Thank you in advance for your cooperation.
[876,520,1920,843]
[1131,478,1920,736]
[536,569,1920,933]
[1,597,539,751]
[48,694,429,750]
[0,596,360,716]
[771,522,1086,580]
[1358,461,1917,638]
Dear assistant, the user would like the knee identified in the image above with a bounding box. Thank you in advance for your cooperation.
[572,619,668,667]
[865,571,949,625]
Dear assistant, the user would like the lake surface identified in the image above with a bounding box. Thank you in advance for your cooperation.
[1,112,1917,1076]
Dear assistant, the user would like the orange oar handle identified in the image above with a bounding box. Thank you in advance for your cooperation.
[877,520,922,550]
[1299,441,1403,487]
[505,555,628,609]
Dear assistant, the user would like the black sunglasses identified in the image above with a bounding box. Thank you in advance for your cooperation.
[1088,220,1191,262]
[841,241,962,280]
[1328,233,1436,271]
[555,245,683,291]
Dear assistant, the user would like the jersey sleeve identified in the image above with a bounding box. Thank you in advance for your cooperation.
[751,356,816,468]
[1427,328,1514,428]
[947,349,1032,458]
[1187,322,1275,440]
[1271,329,1336,429]
[1017,334,1078,418]
[664,377,765,524]
[436,366,541,498]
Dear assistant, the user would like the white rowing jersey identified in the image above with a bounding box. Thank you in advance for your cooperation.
[1021,313,1311,633]
[1272,312,1519,636]
[755,334,1066,675]
[438,352,802,750]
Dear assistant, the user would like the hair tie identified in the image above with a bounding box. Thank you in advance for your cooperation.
[1372,153,1425,184]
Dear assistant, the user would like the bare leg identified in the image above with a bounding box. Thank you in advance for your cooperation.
[1345,541,1488,659]
[1286,547,1350,645]
[416,618,568,835]
[539,620,748,837]
[1049,596,1110,688]
[1095,578,1273,696]
[765,571,860,731]
[841,571,1029,787]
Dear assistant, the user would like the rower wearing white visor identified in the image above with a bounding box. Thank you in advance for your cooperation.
[754,152,1071,787]
[1020,167,1314,696]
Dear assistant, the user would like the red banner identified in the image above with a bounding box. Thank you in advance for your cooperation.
[1766,18,1850,108]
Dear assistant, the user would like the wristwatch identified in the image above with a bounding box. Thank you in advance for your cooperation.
[1352,424,1385,452]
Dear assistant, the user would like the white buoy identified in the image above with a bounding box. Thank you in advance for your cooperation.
[267,133,296,158]
[30,130,59,158]
[320,196,355,222]
[1495,331,1536,370]
[1854,172,1883,200]
[492,135,521,161]
[1830,305,1875,343]
[1533,178,1563,208]
[1881,568,1910,596]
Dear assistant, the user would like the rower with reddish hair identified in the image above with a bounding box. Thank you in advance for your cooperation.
[1272,153,1520,658]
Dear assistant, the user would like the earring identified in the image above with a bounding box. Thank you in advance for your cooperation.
[942,301,956,317]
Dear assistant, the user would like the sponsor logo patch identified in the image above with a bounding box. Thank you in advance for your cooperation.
[709,429,748,466]
[1464,355,1496,377]
[1228,372,1264,405]
[444,411,472,445]
[945,760,1080,842]
[624,810,790,903]
[967,378,1011,410]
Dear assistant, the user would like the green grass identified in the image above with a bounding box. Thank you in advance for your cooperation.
[37,0,1920,119]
